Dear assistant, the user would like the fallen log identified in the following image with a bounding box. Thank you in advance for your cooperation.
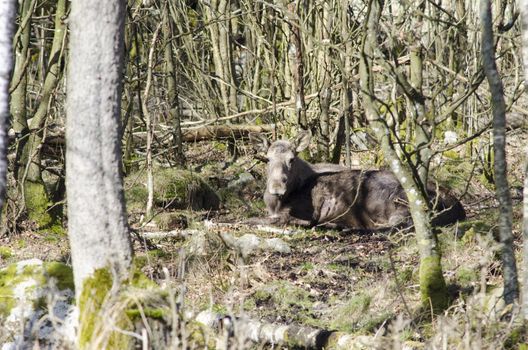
[195,310,385,349]
[181,124,274,142]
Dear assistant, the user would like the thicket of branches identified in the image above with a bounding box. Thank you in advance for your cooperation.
[5,0,522,222]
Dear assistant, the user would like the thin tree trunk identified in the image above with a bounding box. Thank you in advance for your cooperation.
[162,5,185,166]
[519,0,528,320]
[142,23,162,220]
[317,1,332,160]
[9,0,32,136]
[338,0,353,167]
[287,0,307,129]
[480,0,519,305]
[0,0,17,212]
[359,0,447,312]
[409,38,430,187]
[18,0,66,228]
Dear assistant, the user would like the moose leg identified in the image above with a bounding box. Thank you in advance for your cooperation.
[243,214,312,228]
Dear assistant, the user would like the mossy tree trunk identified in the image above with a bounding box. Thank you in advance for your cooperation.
[0,0,17,212]
[520,0,528,320]
[359,0,448,312]
[67,0,133,346]
[17,0,66,229]
[10,0,32,215]
[480,0,519,306]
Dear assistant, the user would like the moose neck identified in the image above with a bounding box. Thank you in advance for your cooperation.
[289,157,317,191]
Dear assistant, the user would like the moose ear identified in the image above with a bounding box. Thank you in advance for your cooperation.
[293,130,311,153]
[249,133,270,153]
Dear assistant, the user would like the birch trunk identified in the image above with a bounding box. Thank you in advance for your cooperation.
[0,0,17,211]
[66,0,132,319]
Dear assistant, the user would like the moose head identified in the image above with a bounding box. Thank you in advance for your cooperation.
[250,130,312,197]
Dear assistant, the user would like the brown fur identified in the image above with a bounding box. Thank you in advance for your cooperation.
[249,131,466,231]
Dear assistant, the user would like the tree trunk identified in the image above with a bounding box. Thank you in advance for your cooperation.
[0,0,17,212]
[409,41,430,187]
[142,23,161,220]
[317,1,332,161]
[519,0,528,320]
[66,0,133,346]
[9,0,32,136]
[162,4,185,166]
[17,0,66,229]
[205,0,238,117]
[480,0,519,306]
[359,0,448,312]
[287,0,307,129]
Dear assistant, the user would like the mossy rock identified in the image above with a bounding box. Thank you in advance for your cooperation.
[125,168,220,211]
[0,259,75,348]
[153,212,188,230]
[0,246,13,259]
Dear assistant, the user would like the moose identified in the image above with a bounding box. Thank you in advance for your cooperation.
[248,131,466,231]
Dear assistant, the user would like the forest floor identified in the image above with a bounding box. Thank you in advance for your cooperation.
[1,131,527,349]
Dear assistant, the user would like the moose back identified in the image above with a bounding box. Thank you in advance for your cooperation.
[249,131,466,231]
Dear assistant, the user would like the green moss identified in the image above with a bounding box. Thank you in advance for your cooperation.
[419,255,448,313]
[79,268,130,349]
[16,239,27,248]
[125,168,219,212]
[504,325,527,349]
[249,281,317,325]
[300,262,315,271]
[396,267,414,285]
[456,267,478,286]
[125,307,165,320]
[212,141,227,151]
[146,249,169,259]
[0,264,18,316]
[212,303,228,315]
[0,246,13,259]
[0,261,73,320]
[24,180,55,229]
[130,264,159,290]
[42,223,66,236]
[153,212,188,231]
[331,293,375,332]
[44,261,74,291]
[457,220,491,235]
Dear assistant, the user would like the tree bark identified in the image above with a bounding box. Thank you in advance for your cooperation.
[162,4,185,166]
[520,0,528,320]
[66,0,132,344]
[359,0,448,312]
[480,0,519,305]
[0,0,17,212]
[142,23,161,220]
[9,0,32,135]
[17,0,66,229]
[287,0,307,129]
